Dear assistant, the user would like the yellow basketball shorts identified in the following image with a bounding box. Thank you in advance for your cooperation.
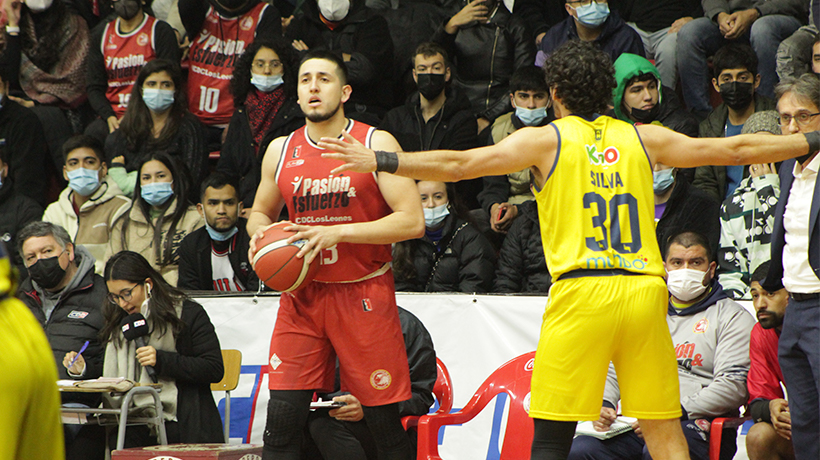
[529,274,681,421]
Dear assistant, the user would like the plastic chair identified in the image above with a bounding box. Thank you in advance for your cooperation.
[402,357,454,431]
[709,416,751,460]
[211,349,242,442]
[415,351,536,460]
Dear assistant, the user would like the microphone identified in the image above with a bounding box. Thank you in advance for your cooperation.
[120,313,158,383]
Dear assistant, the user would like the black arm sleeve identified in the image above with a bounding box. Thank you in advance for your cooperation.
[0,33,23,91]
[154,20,183,63]
[254,5,283,41]
[749,398,772,423]
[345,15,392,87]
[178,0,209,40]
[154,302,224,384]
[397,308,437,417]
[177,233,204,290]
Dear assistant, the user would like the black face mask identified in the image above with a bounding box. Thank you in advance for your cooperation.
[114,0,141,19]
[718,81,755,111]
[417,73,446,100]
[629,103,660,124]
[28,254,66,290]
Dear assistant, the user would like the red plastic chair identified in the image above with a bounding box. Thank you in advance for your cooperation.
[415,351,536,460]
[709,416,751,460]
[403,357,454,431]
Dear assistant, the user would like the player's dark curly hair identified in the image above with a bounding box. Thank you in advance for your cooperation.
[542,40,615,118]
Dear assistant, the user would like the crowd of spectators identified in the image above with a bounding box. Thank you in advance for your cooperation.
[2,0,820,457]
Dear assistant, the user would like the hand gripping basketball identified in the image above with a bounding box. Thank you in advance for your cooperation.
[252,223,320,292]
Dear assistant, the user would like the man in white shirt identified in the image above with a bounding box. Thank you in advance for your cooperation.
[762,72,820,460]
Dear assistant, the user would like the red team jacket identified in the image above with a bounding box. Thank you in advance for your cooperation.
[102,15,160,117]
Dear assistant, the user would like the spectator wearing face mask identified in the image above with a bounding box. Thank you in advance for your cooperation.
[693,43,776,203]
[43,136,131,275]
[84,0,181,144]
[536,0,644,67]
[106,59,208,197]
[653,162,720,259]
[284,0,394,124]
[478,66,554,234]
[380,42,480,208]
[180,0,281,145]
[392,181,496,293]
[611,53,699,137]
[107,152,203,287]
[217,38,304,211]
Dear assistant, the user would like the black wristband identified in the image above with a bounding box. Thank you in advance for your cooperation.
[806,131,820,155]
[374,150,399,174]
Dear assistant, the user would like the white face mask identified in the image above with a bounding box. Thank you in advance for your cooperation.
[423,203,450,228]
[317,0,349,21]
[666,268,708,301]
[25,0,53,13]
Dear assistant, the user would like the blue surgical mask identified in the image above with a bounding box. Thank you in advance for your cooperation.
[251,73,284,93]
[141,181,174,206]
[573,1,609,27]
[205,221,239,241]
[423,203,450,228]
[142,88,175,113]
[67,167,101,196]
[653,168,675,194]
[515,106,547,126]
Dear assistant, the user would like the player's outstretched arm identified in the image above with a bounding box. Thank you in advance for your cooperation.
[247,137,287,257]
[638,123,818,168]
[319,126,557,183]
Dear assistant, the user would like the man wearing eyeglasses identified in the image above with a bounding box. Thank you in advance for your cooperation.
[14,221,106,453]
[535,0,645,68]
[762,72,820,460]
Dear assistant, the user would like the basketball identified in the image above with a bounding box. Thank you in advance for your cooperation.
[252,223,319,292]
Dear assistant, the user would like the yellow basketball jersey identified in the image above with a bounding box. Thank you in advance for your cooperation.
[535,115,664,279]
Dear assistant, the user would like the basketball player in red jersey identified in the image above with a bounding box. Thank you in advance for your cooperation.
[247,50,424,460]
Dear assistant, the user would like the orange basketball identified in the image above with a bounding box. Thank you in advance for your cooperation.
[252,223,319,292]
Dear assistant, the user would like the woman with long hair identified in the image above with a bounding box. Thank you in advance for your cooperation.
[393,181,496,293]
[63,251,224,458]
[107,152,203,286]
[216,37,304,210]
[106,59,208,196]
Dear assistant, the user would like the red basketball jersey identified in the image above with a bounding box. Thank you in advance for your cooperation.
[187,2,268,125]
[274,120,393,282]
[102,15,159,117]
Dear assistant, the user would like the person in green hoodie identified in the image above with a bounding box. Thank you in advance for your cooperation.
[612,53,699,138]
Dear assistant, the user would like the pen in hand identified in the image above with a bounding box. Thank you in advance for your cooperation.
[69,341,90,368]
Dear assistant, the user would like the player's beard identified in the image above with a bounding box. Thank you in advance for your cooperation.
[306,99,343,123]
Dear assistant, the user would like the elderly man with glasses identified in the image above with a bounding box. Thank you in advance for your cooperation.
[762,72,820,460]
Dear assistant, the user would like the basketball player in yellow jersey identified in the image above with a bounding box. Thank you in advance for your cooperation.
[320,40,820,460]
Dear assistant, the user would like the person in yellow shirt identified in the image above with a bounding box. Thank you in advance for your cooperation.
[318,39,820,460]
[0,241,64,460]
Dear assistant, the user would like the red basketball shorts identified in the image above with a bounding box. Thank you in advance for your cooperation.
[268,270,412,407]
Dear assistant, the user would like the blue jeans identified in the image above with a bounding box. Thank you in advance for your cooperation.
[778,297,820,460]
[676,15,802,113]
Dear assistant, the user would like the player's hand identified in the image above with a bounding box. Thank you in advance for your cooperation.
[592,407,617,432]
[62,351,86,375]
[749,163,775,178]
[445,0,489,34]
[329,394,364,422]
[490,202,518,233]
[631,420,643,439]
[770,399,791,440]
[248,221,294,263]
[724,9,758,40]
[284,223,342,264]
[107,116,120,133]
[292,40,310,51]
[136,345,157,367]
[668,16,692,34]
[319,131,378,174]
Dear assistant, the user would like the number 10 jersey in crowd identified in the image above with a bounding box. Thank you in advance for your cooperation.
[535,115,664,279]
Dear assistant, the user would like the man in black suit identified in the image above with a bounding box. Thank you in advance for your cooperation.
[178,172,258,291]
[763,73,820,460]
